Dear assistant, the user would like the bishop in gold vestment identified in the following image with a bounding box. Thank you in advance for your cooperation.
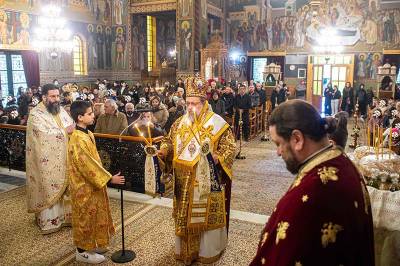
[159,77,236,264]
[68,127,115,250]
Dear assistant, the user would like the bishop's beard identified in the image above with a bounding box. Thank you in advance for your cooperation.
[46,100,61,115]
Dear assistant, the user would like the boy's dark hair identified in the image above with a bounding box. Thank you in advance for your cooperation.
[70,100,92,123]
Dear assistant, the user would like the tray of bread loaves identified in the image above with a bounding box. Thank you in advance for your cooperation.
[351,146,400,191]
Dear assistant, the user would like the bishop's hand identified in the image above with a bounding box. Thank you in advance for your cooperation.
[212,153,219,165]
[157,149,167,159]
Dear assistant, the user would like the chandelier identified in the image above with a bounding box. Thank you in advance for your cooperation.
[32,5,73,58]
[313,27,344,54]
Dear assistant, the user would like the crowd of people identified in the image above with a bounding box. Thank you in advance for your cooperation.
[0,78,273,141]
[323,81,400,118]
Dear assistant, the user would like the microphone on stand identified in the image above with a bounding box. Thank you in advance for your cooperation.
[118,119,138,142]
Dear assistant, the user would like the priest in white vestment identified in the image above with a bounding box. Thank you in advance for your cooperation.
[158,76,236,264]
[26,83,74,234]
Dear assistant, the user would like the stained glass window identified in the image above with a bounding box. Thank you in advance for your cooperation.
[73,35,85,75]
[11,55,27,96]
[147,16,155,72]
[0,53,27,106]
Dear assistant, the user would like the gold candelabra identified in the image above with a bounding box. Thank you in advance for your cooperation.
[236,109,246,159]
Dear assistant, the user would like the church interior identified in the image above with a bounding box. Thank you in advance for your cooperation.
[1,0,400,265]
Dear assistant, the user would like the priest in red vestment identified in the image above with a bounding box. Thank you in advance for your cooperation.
[250,100,374,266]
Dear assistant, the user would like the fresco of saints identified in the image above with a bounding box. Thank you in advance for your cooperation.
[181,0,191,17]
[370,53,381,80]
[114,0,123,25]
[132,25,139,70]
[357,54,366,79]
[180,21,191,70]
[361,17,377,45]
[294,13,305,48]
[0,9,9,44]
[115,27,125,69]
[395,10,400,45]
[14,12,30,46]
[103,0,111,24]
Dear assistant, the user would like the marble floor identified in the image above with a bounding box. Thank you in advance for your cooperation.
[0,169,26,192]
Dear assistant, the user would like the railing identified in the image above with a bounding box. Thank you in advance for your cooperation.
[0,124,163,193]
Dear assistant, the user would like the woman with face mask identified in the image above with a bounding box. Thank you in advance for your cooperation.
[210,90,226,119]
[150,96,169,129]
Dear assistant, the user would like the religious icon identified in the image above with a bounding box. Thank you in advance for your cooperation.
[179,20,192,70]
[114,0,123,25]
[0,9,9,45]
[181,0,191,18]
[14,12,30,45]
[357,53,367,78]
[115,26,125,69]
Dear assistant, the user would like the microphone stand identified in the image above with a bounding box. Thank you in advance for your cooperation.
[118,120,137,142]
[111,186,136,263]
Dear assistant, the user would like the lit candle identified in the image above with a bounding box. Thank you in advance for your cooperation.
[147,121,152,145]
[389,127,392,159]
[139,132,151,146]
[382,128,385,159]
[373,126,378,159]
[373,125,375,148]
[135,123,150,146]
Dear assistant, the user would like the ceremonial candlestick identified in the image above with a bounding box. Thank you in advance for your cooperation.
[378,127,381,159]
[147,122,152,145]
[367,126,370,150]
[383,129,386,158]
[236,109,246,160]
[373,126,378,159]
[261,107,270,141]
[380,127,383,159]
[140,133,151,146]
[135,123,151,146]
[389,127,392,159]
[372,125,375,149]
[349,103,360,149]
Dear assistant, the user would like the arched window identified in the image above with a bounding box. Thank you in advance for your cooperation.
[73,35,85,75]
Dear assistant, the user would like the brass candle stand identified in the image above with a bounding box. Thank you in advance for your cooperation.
[349,103,360,149]
[235,109,246,159]
[261,107,270,141]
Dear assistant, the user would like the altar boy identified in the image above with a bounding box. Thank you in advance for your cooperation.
[69,100,125,264]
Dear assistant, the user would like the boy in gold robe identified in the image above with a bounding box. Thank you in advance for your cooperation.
[69,100,125,264]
